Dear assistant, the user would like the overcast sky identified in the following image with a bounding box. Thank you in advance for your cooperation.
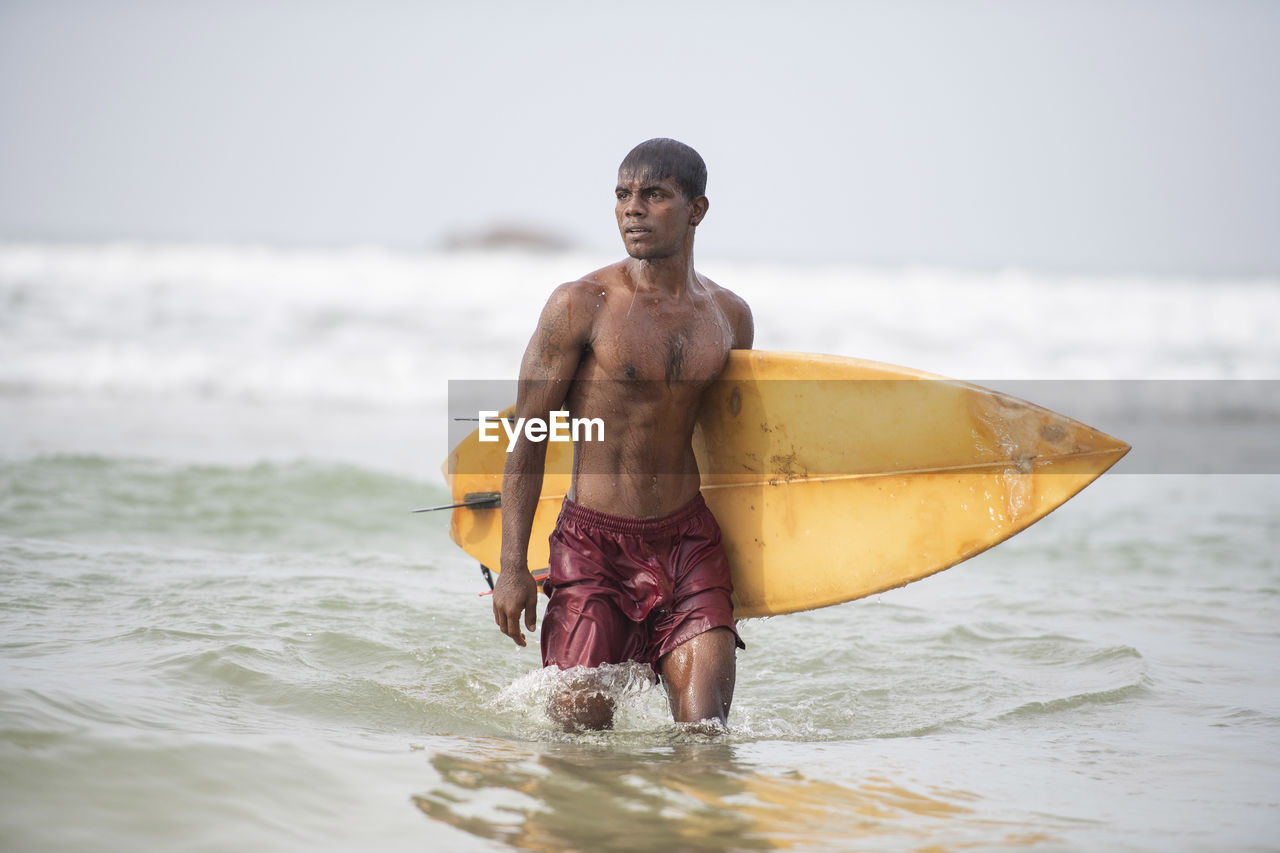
[1,0,1277,274]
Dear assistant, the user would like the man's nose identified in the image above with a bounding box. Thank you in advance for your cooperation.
[622,196,646,216]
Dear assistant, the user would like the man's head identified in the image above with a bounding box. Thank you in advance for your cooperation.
[616,139,709,261]
[617,138,707,202]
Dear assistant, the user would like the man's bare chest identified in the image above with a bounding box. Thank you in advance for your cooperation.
[589,309,730,385]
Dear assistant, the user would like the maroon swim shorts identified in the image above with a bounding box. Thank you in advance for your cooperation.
[540,493,745,670]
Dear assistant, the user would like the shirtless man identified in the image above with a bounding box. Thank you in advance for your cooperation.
[490,138,754,731]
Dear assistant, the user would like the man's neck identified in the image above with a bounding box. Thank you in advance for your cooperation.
[626,245,697,297]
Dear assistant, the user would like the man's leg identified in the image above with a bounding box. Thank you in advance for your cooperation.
[656,627,737,726]
[542,593,640,732]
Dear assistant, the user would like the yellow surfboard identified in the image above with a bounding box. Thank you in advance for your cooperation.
[442,351,1128,618]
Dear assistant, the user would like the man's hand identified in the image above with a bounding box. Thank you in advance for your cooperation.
[492,567,539,647]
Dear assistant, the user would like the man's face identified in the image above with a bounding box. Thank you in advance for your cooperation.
[615,173,700,261]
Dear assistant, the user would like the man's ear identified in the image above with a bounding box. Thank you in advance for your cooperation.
[690,196,709,227]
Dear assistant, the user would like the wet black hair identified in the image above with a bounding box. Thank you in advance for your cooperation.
[617,138,707,201]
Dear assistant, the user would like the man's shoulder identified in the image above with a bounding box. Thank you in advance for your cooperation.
[697,274,754,349]
[548,262,629,303]
[700,275,751,318]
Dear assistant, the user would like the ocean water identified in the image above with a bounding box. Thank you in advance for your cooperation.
[1,243,1277,851]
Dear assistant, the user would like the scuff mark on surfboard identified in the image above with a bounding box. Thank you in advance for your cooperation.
[1000,465,1033,522]
[1040,423,1066,443]
[769,451,807,484]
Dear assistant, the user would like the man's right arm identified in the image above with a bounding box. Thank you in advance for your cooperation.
[491,282,596,647]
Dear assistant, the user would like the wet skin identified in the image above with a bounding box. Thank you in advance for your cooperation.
[491,171,753,729]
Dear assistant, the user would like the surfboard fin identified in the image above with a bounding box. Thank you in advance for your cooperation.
[412,491,502,513]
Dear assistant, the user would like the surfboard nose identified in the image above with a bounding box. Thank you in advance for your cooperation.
[969,386,1130,476]
[1039,413,1130,474]
[1039,417,1130,469]
[1079,423,1131,468]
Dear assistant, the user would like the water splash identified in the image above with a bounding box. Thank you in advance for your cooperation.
[486,663,675,741]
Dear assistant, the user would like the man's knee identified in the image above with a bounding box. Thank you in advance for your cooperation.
[666,626,738,671]
[546,677,615,732]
